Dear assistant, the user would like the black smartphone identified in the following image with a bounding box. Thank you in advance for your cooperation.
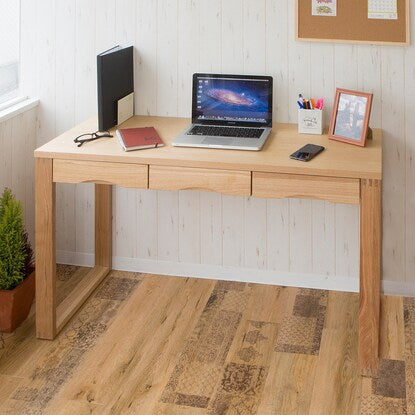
[290,144,325,162]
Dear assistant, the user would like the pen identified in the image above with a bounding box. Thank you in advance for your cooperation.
[298,96,324,110]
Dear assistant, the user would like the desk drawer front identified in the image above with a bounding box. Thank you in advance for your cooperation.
[149,166,251,196]
[252,172,360,205]
[53,160,148,188]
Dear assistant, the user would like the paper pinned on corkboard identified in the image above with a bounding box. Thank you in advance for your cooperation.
[312,0,337,17]
[368,0,398,19]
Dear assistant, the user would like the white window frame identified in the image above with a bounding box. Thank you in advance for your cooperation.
[0,0,23,111]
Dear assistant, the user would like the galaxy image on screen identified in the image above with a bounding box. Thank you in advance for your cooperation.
[194,77,270,123]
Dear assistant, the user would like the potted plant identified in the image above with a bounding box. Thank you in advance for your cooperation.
[0,188,35,333]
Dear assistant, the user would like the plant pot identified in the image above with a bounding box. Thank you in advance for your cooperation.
[0,270,35,333]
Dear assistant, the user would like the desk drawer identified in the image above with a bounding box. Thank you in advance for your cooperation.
[53,159,148,188]
[149,166,251,196]
[252,172,360,205]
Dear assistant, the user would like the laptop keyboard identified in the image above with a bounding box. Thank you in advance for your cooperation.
[188,125,264,139]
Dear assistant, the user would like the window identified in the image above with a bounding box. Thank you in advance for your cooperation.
[0,0,20,105]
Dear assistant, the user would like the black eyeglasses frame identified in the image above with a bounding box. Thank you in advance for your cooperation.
[74,131,113,147]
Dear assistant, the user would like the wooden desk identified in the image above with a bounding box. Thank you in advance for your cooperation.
[34,116,382,376]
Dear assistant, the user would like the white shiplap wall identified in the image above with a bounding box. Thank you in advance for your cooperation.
[20,0,415,293]
[0,108,37,246]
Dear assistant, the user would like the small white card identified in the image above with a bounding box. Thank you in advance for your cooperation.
[117,92,134,125]
[312,0,337,17]
[368,0,398,19]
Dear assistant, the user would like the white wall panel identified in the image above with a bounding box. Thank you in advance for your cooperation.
[222,0,244,73]
[381,47,406,283]
[136,0,158,116]
[74,1,96,256]
[0,108,37,246]
[357,45,382,128]
[245,197,267,269]
[18,0,415,289]
[312,201,335,277]
[179,191,201,263]
[157,190,179,262]
[289,199,313,274]
[200,192,223,265]
[222,195,245,267]
[36,0,56,146]
[157,0,178,117]
[55,0,76,255]
[0,120,12,192]
[266,0,289,123]
[266,199,290,271]
[136,189,158,260]
[199,0,222,73]
[405,2,415,283]
[335,205,360,278]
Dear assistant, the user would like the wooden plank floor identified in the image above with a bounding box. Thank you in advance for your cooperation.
[0,265,414,415]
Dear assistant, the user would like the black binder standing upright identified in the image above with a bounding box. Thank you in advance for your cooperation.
[97,45,134,131]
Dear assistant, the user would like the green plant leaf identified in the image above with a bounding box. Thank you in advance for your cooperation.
[0,187,30,290]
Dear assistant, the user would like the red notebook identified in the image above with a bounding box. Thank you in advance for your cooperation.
[115,127,164,151]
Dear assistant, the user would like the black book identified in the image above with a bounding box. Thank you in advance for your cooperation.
[97,45,134,131]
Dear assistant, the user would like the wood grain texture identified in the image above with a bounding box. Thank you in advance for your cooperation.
[359,179,382,376]
[35,116,382,180]
[95,184,112,268]
[35,157,56,339]
[2,268,412,414]
[379,296,405,361]
[0,375,23,406]
[149,165,251,196]
[53,159,148,188]
[56,265,110,333]
[253,172,360,205]
[309,291,361,414]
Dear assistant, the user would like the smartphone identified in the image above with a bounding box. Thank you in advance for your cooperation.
[290,144,325,162]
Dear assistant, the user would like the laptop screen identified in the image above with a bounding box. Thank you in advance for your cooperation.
[192,74,273,127]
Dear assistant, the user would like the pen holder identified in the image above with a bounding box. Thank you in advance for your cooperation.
[298,109,323,135]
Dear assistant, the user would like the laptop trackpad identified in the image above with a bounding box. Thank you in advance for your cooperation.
[202,137,235,146]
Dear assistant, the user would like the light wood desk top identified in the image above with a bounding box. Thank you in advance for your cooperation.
[35,115,382,180]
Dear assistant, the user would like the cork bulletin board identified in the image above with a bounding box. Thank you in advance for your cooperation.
[296,0,410,45]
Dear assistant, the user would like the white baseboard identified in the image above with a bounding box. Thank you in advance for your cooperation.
[55,250,415,297]
[381,280,415,297]
[56,250,358,293]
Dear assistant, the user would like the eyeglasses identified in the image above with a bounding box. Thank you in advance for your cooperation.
[74,131,113,147]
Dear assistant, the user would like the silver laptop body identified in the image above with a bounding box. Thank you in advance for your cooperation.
[173,73,273,151]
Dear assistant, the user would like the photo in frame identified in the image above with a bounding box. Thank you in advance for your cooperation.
[329,88,373,147]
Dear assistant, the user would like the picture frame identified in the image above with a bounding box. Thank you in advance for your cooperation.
[329,88,373,147]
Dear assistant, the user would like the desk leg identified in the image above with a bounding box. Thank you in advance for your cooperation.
[35,158,56,339]
[95,184,112,268]
[359,179,382,377]
[53,184,112,335]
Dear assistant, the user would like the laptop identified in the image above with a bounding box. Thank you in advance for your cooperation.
[173,73,273,151]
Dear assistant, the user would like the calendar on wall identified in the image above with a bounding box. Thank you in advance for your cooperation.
[368,0,398,20]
